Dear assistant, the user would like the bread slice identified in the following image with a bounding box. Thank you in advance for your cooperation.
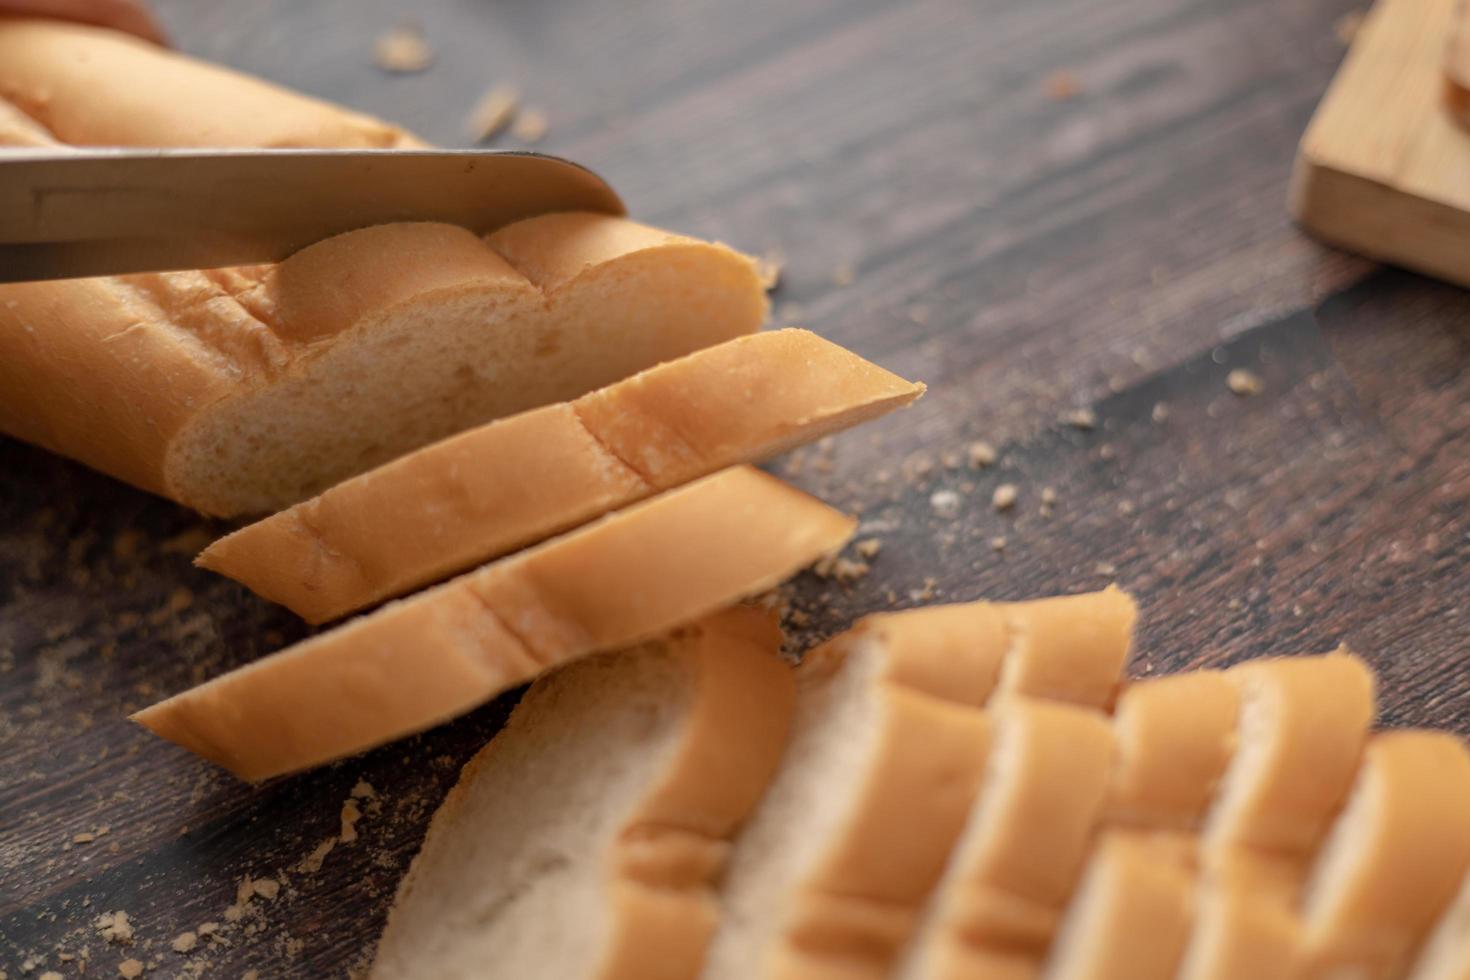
[1106,670,1238,831]
[1040,831,1195,980]
[1296,730,1470,980]
[1038,671,1236,980]
[369,606,796,980]
[700,587,1136,980]
[0,20,766,516]
[894,699,1116,980]
[1177,651,1377,980]
[132,466,852,781]
[198,329,924,623]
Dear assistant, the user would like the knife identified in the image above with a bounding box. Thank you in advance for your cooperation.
[0,148,625,283]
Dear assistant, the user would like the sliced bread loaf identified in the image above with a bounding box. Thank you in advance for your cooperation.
[1296,730,1470,980]
[369,606,795,980]
[700,587,1136,980]
[1177,651,1377,980]
[0,20,766,515]
[198,329,924,622]
[133,466,852,781]
[894,698,1116,980]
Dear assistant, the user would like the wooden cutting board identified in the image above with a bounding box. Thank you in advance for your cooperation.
[3,0,1468,975]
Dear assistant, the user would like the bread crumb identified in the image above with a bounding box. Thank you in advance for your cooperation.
[812,555,870,583]
[992,484,1018,511]
[171,932,197,953]
[118,959,143,978]
[1117,499,1136,516]
[755,250,784,291]
[1334,10,1364,44]
[1062,408,1096,430]
[465,84,519,142]
[831,262,856,287]
[855,538,881,559]
[1094,562,1117,577]
[251,878,280,901]
[1152,402,1170,423]
[340,799,363,843]
[39,973,62,980]
[512,108,549,143]
[1040,487,1057,506]
[1099,444,1116,460]
[1044,70,1081,100]
[1226,369,1263,396]
[351,780,377,800]
[72,832,95,844]
[930,489,961,518]
[97,911,133,944]
[242,972,258,980]
[374,24,434,73]
[298,838,336,874]
[990,536,1008,551]
[196,922,218,935]
[940,451,961,470]
[967,441,997,468]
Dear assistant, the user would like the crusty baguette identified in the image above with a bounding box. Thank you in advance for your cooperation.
[701,587,1136,980]
[0,18,422,147]
[1105,670,1238,831]
[133,467,852,781]
[1039,831,1195,980]
[1177,651,1377,980]
[369,607,795,980]
[895,699,1116,980]
[198,329,924,623]
[1296,730,1470,980]
[0,20,766,516]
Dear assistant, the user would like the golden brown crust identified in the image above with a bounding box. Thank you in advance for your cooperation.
[198,330,923,622]
[1298,731,1470,980]
[760,589,1136,980]
[0,17,422,147]
[134,467,852,781]
[1449,1,1470,129]
[1107,670,1238,831]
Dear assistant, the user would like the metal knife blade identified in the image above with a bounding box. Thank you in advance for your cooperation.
[0,148,625,283]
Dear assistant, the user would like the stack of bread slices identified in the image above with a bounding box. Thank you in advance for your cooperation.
[5,18,1470,980]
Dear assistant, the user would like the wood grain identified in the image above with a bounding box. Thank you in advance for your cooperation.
[3,0,1468,975]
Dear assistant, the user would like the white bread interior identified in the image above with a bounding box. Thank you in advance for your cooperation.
[198,329,924,623]
[370,607,795,980]
[132,466,852,781]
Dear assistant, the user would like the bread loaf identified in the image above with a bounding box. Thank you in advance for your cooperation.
[133,467,853,781]
[370,607,795,980]
[701,588,1135,980]
[1448,1,1470,129]
[0,20,766,515]
[198,329,923,622]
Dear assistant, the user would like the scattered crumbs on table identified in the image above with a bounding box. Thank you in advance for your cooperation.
[1099,444,1117,460]
[351,780,377,800]
[251,878,280,901]
[1094,561,1118,577]
[940,451,961,470]
[373,24,434,73]
[990,536,1008,552]
[1151,402,1170,424]
[755,250,784,291]
[1062,408,1096,430]
[118,959,144,978]
[1227,368,1264,396]
[966,441,997,469]
[930,489,961,518]
[512,107,549,143]
[464,84,519,142]
[1040,486,1057,506]
[855,538,882,559]
[296,838,336,875]
[1044,70,1081,101]
[992,483,1018,511]
[1117,499,1136,516]
[171,932,197,954]
[97,911,133,944]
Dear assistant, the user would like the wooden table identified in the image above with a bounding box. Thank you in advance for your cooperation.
[3,0,1467,974]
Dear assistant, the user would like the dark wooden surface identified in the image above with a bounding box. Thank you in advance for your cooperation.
[3,0,1468,975]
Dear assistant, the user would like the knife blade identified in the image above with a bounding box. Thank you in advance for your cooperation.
[0,148,625,283]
